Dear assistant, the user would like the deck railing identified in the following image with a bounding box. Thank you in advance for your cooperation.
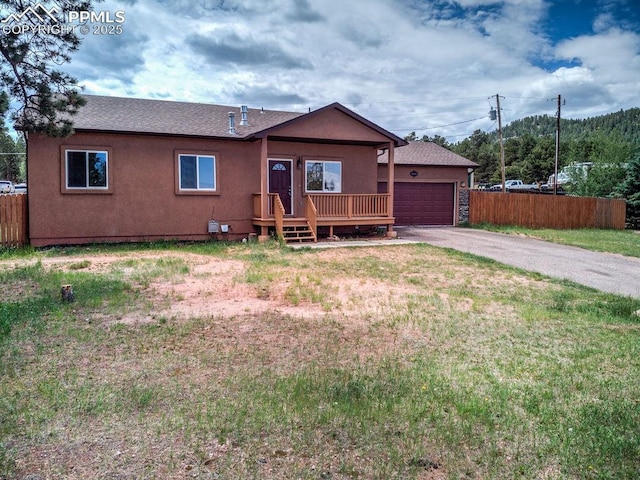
[254,193,391,220]
[308,194,390,218]
[253,193,278,218]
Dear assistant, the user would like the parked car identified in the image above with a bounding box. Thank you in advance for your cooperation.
[0,180,15,194]
[14,183,27,194]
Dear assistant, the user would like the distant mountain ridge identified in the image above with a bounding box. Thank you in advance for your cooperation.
[498,107,640,144]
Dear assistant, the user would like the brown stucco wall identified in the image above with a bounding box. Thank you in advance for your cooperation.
[269,141,379,216]
[268,109,392,144]
[378,164,471,185]
[28,132,381,246]
[28,132,262,246]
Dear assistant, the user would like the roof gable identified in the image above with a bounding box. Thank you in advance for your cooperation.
[252,103,407,147]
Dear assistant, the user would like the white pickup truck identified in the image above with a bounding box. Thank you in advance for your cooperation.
[490,180,541,192]
[507,180,541,192]
[490,180,522,190]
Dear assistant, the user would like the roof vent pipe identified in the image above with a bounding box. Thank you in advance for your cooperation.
[240,105,249,126]
[228,112,236,134]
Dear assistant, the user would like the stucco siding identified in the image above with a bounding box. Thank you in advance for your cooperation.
[28,134,382,246]
[28,132,261,246]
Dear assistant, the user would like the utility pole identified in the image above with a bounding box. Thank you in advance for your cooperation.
[554,94,561,195]
[495,94,506,193]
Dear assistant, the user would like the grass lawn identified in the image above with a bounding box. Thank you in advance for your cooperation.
[472,225,640,258]
[1,241,639,479]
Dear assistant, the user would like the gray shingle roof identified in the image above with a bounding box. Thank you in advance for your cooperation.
[379,141,478,167]
[71,95,304,138]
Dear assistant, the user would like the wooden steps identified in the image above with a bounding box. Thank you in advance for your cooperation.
[282,219,316,243]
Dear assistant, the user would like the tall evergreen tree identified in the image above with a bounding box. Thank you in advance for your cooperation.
[614,155,640,228]
[0,0,96,137]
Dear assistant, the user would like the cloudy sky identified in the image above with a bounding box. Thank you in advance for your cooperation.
[63,0,640,140]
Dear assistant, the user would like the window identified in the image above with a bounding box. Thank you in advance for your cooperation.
[66,150,108,189]
[179,154,216,191]
[305,160,342,193]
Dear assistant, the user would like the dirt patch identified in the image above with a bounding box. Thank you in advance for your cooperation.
[1,246,536,330]
[3,250,424,327]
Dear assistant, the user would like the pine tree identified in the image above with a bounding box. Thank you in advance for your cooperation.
[615,155,640,229]
[0,1,96,137]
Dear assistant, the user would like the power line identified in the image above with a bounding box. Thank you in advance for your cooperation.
[393,115,489,132]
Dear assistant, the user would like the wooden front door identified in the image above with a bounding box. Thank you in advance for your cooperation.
[268,159,293,215]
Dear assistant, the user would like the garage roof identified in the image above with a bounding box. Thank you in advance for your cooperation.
[379,141,478,167]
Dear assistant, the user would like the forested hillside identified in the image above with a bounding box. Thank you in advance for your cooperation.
[434,107,640,226]
[501,108,640,144]
[439,107,640,197]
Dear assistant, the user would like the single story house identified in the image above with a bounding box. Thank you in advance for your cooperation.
[378,141,477,226]
[26,95,407,246]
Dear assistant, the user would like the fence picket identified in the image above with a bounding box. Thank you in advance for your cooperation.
[0,195,28,247]
[469,191,625,230]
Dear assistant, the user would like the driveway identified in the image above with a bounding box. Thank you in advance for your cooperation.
[397,226,640,299]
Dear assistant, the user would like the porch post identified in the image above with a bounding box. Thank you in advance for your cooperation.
[259,136,269,241]
[386,141,396,238]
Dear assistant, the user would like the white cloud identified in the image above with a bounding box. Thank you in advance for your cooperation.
[65,0,640,141]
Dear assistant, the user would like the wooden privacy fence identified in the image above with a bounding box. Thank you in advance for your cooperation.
[469,191,626,230]
[0,194,28,247]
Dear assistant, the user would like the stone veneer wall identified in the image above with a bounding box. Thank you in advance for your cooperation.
[458,188,470,224]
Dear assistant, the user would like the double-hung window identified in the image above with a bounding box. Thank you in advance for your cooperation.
[179,154,216,191]
[305,160,342,193]
[66,150,108,189]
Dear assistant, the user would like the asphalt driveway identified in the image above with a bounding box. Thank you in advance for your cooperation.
[397,226,640,299]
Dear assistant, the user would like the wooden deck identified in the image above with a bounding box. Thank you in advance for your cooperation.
[253,193,394,242]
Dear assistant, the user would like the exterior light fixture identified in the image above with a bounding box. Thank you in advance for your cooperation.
[410,170,418,177]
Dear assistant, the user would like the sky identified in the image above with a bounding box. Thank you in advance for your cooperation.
[13,0,640,141]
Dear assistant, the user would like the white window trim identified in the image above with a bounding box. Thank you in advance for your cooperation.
[304,160,342,193]
[65,150,109,190]
[178,154,217,191]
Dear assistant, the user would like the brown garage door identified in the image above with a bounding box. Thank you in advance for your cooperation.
[379,182,455,226]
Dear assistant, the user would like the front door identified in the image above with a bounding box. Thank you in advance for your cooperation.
[268,159,293,215]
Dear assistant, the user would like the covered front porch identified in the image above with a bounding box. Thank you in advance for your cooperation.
[253,193,395,243]
[248,103,405,243]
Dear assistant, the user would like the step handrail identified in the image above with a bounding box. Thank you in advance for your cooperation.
[305,195,317,241]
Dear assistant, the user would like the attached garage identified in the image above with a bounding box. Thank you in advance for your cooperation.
[378,181,455,225]
[395,182,455,225]
[378,141,478,227]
